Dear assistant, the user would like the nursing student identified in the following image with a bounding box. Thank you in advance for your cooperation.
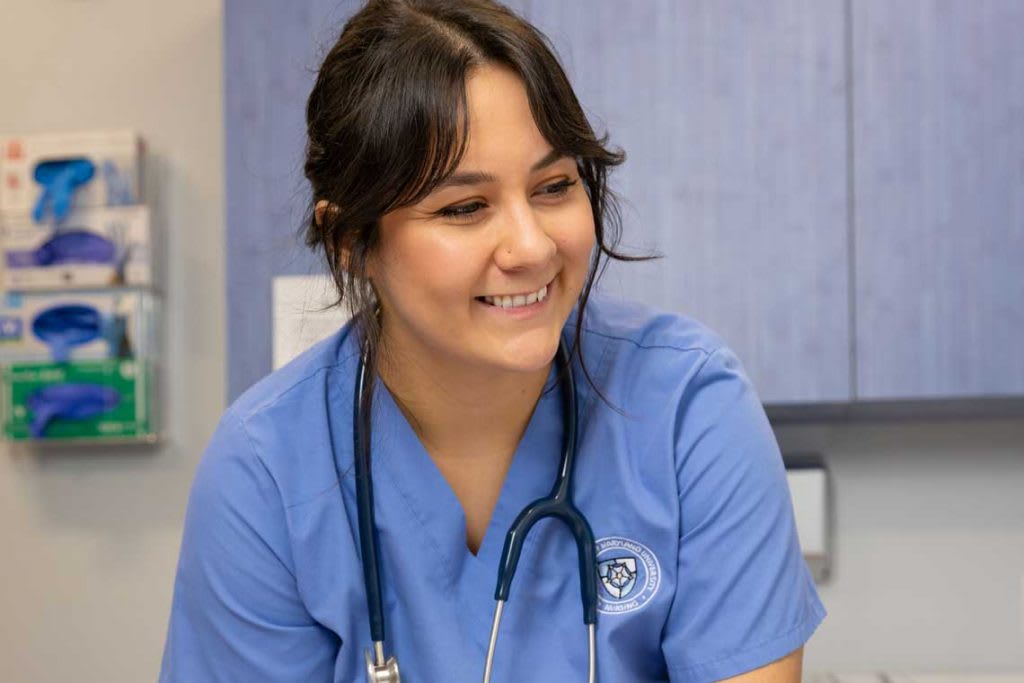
[160,1,826,681]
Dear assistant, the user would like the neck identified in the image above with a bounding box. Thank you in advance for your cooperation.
[375,336,552,459]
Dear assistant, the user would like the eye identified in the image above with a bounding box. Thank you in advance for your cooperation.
[538,178,578,198]
[433,178,578,223]
[436,200,487,222]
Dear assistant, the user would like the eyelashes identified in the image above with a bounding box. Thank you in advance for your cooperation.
[435,178,578,222]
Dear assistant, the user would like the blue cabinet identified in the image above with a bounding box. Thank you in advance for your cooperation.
[852,0,1024,401]
[225,1,1023,413]
[521,1,852,406]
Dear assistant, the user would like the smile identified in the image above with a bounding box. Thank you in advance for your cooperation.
[478,283,548,309]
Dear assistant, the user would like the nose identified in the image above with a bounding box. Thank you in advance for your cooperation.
[493,201,557,272]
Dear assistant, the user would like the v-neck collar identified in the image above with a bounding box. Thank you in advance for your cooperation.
[368,356,567,639]
[372,361,563,558]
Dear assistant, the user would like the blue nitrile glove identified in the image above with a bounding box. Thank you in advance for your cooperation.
[31,304,103,362]
[26,383,120,438]
[32,159,96,223]
[103,160,135,205]
[5,230,117,269]
[34,230,117,266]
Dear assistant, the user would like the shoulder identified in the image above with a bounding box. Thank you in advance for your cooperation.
[576,291,727,356]
[201,320,361,509]
[570,291,738,413]
[228,319,360,421]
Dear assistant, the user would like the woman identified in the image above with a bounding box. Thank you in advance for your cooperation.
[160,1,826,681]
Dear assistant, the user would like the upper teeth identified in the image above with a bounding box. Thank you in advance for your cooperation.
[483,284,548,309]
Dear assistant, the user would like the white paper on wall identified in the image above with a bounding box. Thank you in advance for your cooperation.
[787,467,827,558]
[272,274,349,370]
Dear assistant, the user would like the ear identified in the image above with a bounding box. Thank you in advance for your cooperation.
[315,200,345,270]
[315,199,368,277]
[314,199,336,227]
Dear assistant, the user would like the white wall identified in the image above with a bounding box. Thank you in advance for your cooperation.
[0,1,224,682]
[777,418,1024,674]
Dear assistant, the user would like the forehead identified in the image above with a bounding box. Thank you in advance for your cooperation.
[457,64,552,168]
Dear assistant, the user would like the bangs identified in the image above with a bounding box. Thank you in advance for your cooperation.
[375,37,476,212]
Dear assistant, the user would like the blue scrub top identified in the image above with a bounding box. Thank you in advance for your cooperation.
[160,293,826,682]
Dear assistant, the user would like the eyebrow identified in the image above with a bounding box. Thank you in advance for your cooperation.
[432,149,567,191]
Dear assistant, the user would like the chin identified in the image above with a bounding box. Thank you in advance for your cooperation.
[492,338,562,374]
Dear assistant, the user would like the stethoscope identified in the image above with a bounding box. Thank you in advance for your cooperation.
[350,335,599,682]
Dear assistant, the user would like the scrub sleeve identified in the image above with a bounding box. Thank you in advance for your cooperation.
[660,345,826,681]
[158,412,337,682]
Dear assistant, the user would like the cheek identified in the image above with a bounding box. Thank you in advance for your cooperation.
[557,203,597,264]
[383,236,483,301]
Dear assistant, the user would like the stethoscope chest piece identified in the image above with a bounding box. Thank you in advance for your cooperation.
[365,647,400,682]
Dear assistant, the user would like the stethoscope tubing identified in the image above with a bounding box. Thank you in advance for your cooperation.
[352,333,598,682]
[491,339,597,622]
[353,340,388,643]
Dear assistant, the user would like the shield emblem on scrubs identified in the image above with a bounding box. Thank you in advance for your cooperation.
[598,557,637,599]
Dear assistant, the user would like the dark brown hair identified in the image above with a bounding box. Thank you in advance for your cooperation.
[303,0,655,408]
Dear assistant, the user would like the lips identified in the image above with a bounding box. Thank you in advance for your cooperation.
[478,283,549,309]
[475,277,555,306]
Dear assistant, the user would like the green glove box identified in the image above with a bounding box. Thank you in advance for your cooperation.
[1,358,156,442]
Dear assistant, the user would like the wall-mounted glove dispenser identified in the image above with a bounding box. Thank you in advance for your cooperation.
[0,130,143,221]
[1,357,157,442]
[0,205,153,291]
[0,291,159,443]
[0,291,155,362]
[0,128,159,446]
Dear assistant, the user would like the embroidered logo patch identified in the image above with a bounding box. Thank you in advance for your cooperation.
[595,536,661,615]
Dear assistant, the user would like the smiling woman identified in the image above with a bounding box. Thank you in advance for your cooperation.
[160,1,826,681]
[371,65,595,387]
[303,1,643,410]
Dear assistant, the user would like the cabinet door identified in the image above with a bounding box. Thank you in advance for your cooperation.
[523,0,851,405]
[853,0,1024,400]
[225,0,363,398]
